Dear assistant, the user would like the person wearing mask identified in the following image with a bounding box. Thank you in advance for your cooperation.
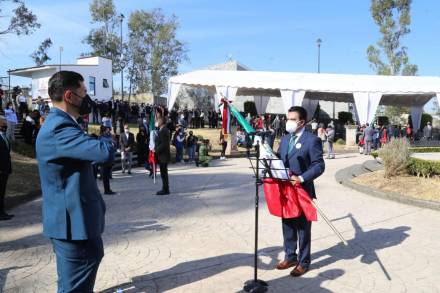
[4,103,17,141]
[186,130,196,163]
[0,117,13,220]
[276,106,325,277]
[136,127,148,167]
[326,125,335,159]
[99,126,116,195]
[363,123,374,155]
[174,126,185,163]
[155,116,171,195]
[36,71,114,292]
[119,123,135,174]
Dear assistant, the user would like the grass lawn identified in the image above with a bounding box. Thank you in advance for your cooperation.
[6,152,41,207]
[353,169,440,202]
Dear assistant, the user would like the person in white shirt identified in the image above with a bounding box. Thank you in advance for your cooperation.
[4,103,17,141]
[18,93,28,118]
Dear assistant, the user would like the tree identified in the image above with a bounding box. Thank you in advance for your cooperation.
[83,0,122,73]
[0,0,40,36]
[367,0,418,119]
[126,9,187,101]
[30,38,52,66]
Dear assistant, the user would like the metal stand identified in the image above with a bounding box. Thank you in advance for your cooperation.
[243,142,268,293]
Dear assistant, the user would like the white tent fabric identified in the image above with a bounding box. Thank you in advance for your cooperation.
[215,86,238,111]
[168,70,440,128]
[167,82,182,109]
[280,90,305,112]
[254,96,270,115]
[353,92,382,125]
[411,106,424,131]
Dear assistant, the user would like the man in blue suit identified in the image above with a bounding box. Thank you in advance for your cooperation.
[276,106,325,277]
[36,71,114,292]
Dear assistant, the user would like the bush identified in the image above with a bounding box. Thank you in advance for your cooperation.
[335,138,345,145]
[407,158,440,178]
[337,111,353,124]
[378,138,411,178]
[244,101,257,117]
[371,150,379,159]
[410,147,440,153]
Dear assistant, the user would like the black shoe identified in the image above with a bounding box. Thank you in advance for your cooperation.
[156,190,170,195]
[128,171,132,175]
[122,170,126,173]
[104,190,116,195]
[0,213,14,221]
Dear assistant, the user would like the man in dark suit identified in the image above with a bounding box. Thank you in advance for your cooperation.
[36,71,114,292]
[155,116,171,195]
[119,123,135,174]
[276,106,325,277]
[0,117,13,221]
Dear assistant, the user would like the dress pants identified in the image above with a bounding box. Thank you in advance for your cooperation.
[121,151,132,172]
[0,174,9,213]
[282,214,312,268]
[159,163,169,192]
[101,165,112,192]
[51,237,104,293]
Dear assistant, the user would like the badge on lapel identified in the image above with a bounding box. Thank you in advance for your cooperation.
[295,143,302,149]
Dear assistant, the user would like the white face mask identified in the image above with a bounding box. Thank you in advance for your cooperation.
[286,120,299,133]
[154,122,159,127]
[124,129,129,133]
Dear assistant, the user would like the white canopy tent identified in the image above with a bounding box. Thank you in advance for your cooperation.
[168,70,440,130]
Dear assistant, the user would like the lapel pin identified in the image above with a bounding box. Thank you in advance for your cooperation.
[296,143,302,149]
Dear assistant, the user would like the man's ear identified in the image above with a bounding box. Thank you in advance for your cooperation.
[63,90,73,103]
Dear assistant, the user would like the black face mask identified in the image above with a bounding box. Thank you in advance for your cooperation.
[72,92,93,115]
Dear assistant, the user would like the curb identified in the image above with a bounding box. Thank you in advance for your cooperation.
[335,160,440,211]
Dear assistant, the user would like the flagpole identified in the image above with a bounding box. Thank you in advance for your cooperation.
[311,200,348,245]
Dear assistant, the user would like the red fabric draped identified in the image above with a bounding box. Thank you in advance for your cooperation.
[221,98,230,134]
[262,178,317,221]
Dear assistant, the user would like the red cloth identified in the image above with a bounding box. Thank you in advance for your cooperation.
[262,178,317,221]
[149,151,157,173]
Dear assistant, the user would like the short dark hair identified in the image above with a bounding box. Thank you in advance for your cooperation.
[288,106,307,121]
[48,71,84,102]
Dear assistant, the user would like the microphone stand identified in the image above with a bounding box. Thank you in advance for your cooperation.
[243,140,268,293]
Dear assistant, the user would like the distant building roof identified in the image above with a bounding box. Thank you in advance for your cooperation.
[204,60,250,71]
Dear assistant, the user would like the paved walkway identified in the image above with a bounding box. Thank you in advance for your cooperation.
[1,153,440,293]
[412,152,440,161]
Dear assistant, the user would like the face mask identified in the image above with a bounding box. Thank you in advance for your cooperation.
[154,122,159,127]
[124,129,129,133]
[71,92,93,115]
[286,120,299,133]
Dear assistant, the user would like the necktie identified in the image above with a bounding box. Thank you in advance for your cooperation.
[288,134,297,153]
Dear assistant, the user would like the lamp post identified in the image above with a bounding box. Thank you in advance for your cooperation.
[316,38,321,73]
[59,46,63,72]
[119,13,125,101]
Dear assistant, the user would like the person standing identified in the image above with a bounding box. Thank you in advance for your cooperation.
[99,126,115,195]
[325,125,335,159]
[0,118,13,220]
[155,116,171,195]
[173,126,185,163]
[423,122,432,140]
[219,130,228,160]
[17,91,28,119]
[36,71,114,292]
[276,106,325,277]
[119,123,134,174]
[363,123,374,155]
[4,103,17,141]
[136,127,148,167]
[0,84,4,111]
[186,130,196,163]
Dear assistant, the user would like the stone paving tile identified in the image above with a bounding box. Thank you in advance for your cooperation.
[1,154,440,292]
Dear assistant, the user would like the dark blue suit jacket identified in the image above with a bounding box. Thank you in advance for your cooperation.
[36,108,114,240]
[277,130,325,198]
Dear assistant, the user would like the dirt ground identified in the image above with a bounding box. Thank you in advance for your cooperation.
[353,169,440,202]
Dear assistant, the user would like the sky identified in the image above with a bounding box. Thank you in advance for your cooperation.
[1,0,439,110]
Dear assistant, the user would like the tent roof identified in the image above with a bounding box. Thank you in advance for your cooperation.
[169,70,440,96]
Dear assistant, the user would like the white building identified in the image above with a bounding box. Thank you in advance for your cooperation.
[8,56,113,101]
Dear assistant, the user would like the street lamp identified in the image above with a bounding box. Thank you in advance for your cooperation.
[59,46,63,71]
[118,13,125,101]
[316,38,322,73]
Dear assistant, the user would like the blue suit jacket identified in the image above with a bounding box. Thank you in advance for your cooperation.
[36,108,114,240]
[277,130,325,198]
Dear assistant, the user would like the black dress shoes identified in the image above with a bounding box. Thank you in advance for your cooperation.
[104,190,116,195]
[0,213,14,221]
[156,190,170,195]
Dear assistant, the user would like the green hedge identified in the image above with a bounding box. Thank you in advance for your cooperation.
[407,157,440,178]
[410,147,440,153]
[371,151,378,159]
[335,138,345,145]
